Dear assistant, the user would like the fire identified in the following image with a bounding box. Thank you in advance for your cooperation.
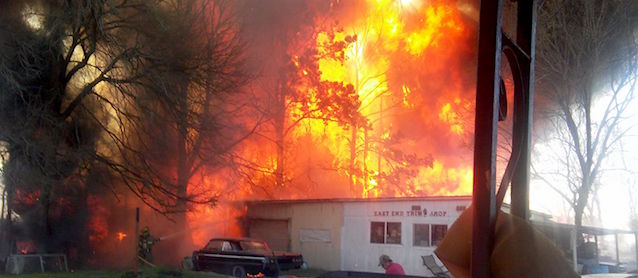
[203,0,477,202]
[405,5,463,55]
[186,0,478,242]
[5,1,483,268]
[16,240,35,254]
[438,101,465,135]
[116,232,127,241]
[279,0,475,198]
[186,172,250,245]
[13,189,40,206]
[87,196,109,246]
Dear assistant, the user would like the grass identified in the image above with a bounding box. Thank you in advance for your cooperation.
[0,268,227,278]
[0,267,326,278]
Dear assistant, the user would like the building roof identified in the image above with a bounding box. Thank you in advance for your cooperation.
[207,237,265,242]
[501,203,554,221]
[532,219,637,236]
[242,196,559,222]
[243,195,472,205]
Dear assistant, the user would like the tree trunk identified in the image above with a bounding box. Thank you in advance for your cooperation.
[273,75,287,189]
[363,128,369,196]
[1,187,5,223]
[176,83,190,223]
[378,98,383,192]
[350,125,358,196]
[274,103,285,188]
[40,186,52,252]
[176,133,188,220]
[574,176,593,244]
[574,202,585,244]
[1,184,14,258]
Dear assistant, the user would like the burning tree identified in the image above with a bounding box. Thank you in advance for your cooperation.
[0,0,248,263]
[232,0,478,200]
[108,0,250,224]
[235,3,364,197]
[533,0,638,241]
[310,1,476,197]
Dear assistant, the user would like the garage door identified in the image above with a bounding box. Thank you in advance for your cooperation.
[248,219,290,251]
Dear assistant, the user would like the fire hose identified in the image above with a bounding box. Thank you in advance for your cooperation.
[136,222,227,267]
[137,255,157,268]
[157,232,180,241]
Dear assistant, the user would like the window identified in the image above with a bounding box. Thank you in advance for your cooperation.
[413,224,448,247]
[386,222,401,244]
[240,240,269,252]
[413,224,431,246]
[431,224,448,246]
[222,241,232,251]
[370,221,402,244]
[370,222,385,243]
[206,240,223,251]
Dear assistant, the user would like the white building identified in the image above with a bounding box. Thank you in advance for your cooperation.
[244,196,473,276]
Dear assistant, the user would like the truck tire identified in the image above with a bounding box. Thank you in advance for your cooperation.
[232,265,246,278]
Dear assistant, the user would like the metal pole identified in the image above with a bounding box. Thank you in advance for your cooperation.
[472,0,503,276]
[63,254,68,272]
[615,233,620,267]
[135,207,139,272]
[595,235,599,263]
[510,0,537,220]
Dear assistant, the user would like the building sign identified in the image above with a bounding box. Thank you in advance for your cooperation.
[300,229,331,243]
[373,208,448,217]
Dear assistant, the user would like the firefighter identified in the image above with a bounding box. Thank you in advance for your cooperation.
[138,226,160,266]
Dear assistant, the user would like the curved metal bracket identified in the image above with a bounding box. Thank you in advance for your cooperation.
[471,1,536,277]
[496,33,531,209]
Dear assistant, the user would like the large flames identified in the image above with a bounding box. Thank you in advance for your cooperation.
[9,0,480,261]
[307,0,475,197]
[186,0,478,245]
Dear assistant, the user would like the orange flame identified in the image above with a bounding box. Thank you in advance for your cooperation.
[16,240,35,254]
[116,232,127,241]
[186,0,478,241]
[87,196,109,246]
[289,0,475,198]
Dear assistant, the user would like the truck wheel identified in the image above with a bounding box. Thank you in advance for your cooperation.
[232,265,246,278]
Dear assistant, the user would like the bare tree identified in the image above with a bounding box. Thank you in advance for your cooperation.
[0,0,248,256]
[103,0,250,222]
[533,0,638,241]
